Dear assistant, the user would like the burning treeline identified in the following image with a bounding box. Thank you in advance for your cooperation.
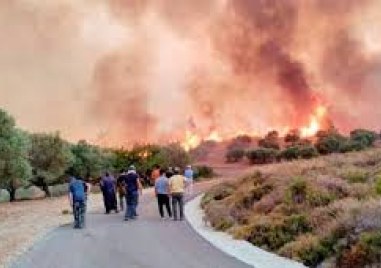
[1,0,381,147]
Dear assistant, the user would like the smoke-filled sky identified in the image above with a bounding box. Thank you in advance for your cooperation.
[0,0,381,146]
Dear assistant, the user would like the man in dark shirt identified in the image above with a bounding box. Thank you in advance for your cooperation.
[123,165,142,221]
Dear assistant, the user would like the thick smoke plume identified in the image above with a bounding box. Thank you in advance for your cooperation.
[0,0,380,146]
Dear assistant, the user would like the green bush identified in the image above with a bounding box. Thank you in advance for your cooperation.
[246,148,278,164]
[341,169,368,183]
[194,165,214,180]
[299,145,319,159]
[339,140,366,153]
[350,129,378,147]
[315,133,348,155]
[258,130,280,150]
[281,146,300,161]
[226,148,245,163]
[287,177,308,204]
[248,214,311,250]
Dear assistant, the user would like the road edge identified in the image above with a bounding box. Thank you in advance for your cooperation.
[184,194,307,268]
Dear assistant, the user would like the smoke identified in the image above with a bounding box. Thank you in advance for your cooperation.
[0,0,380,146]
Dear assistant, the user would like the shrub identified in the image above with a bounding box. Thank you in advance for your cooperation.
[339,140,366,153]
[228,135,252,150]
[201,182,236,208]
[258,138,280,150]
[286,177,308,204]
[284,129,301,144]
[234,184,273,209]
[258,130,280,150]
[340,169,368,183]
[194,165,214,180]
[246,148,278,164]
[375,175,381,196]
[281,146,300,161]
[204,202,235,231]
[226,148,245,163]
[350,129,378,147]
[299,145,319,159]
[279,234,335,266]
[338,231,381,268]
[315,133,348,155]
[248,214,311,250]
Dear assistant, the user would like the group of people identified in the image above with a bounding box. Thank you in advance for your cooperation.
[68,165,194,228]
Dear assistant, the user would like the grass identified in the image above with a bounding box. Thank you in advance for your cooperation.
[202,148,381,267]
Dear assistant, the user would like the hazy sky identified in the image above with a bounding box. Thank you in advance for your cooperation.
[1,0,381,146]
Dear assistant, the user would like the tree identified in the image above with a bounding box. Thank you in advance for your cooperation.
[258,130,280,150]
[284,129,301,144]
[350,129,378,147]
[226,148,245,163]
[70,140,111,180]
[0,109,31,200]
[29,132,74,188]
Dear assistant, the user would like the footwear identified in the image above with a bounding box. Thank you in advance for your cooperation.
[124,218,129,221]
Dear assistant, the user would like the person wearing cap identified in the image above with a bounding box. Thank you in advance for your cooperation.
[184,165,194,195]
[169,167,187,221]
[123,165,143,221]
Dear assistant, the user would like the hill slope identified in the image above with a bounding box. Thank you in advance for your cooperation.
[202,148,381,267]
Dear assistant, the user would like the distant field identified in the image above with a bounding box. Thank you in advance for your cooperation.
[202,148,381,268]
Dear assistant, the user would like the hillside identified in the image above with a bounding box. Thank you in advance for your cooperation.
[201,148,381,268]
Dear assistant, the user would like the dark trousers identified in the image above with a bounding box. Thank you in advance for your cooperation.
[119,193,125,211]
[73,201,85,228]
[125,191,138,219]
[171,193,184,220]
[157,194,172,218]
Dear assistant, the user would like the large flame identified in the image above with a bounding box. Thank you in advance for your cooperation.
[301,105,328,137]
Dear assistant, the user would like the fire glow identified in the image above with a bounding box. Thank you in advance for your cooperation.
[181,104,329,151]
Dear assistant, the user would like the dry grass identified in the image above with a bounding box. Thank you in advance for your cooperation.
[202,148,381,267]
[0,194,103,268]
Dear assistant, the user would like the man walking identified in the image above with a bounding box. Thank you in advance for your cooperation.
[124,165,142,221]
[68,176,86,229]
[184,165,194,196]
[155,169,172,219]
[100,172,118,214]
[117,170,126,211]
[169,167,187,221]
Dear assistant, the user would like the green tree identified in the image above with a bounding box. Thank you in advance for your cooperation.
[350,129,378,147]
[70,140,112,180]
[29,132,74,187]
[0,109,31,199]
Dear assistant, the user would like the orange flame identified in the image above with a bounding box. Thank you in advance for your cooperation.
[301,105,327,137]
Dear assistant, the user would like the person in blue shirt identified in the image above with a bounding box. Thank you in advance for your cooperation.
[184,165,194,195]
[68,176,86,229]
[155,169,172,219]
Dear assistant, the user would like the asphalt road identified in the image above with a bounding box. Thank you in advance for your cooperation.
[12,183,251,268]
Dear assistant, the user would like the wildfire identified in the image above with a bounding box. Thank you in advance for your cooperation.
[181,130,202,152]
[301,105,328,137]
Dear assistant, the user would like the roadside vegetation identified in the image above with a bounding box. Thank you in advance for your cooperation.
[0,109,192,202]
[203,149,381,267]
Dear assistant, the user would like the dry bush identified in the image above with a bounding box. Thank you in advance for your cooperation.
[204,202,235,231]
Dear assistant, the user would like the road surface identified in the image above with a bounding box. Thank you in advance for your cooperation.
[12,182,251,268]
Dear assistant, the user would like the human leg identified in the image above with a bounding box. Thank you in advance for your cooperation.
[179,194,184,220]
[172,194,179,220]
[164,195,172,217]
[157,194,164,218]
